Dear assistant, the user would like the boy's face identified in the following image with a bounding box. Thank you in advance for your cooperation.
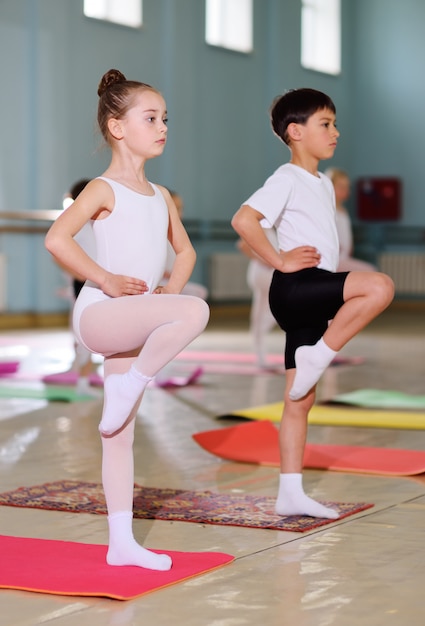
[295,108,339,160]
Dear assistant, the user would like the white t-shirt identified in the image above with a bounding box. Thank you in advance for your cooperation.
[244,163,339,272]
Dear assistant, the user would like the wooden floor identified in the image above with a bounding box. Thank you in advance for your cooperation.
[0,302,424,625]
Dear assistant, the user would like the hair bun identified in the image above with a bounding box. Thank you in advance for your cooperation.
[97,69,127,97]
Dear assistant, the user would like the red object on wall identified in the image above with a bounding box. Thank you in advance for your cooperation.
[357,177,402,221]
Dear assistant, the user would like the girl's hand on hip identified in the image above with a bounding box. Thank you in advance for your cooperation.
[101,273,149,297]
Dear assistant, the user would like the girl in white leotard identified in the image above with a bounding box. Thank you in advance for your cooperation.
[45,69,210,572]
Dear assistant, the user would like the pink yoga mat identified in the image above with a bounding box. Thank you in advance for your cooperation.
[0,534,234,600]
[42,371,104,387]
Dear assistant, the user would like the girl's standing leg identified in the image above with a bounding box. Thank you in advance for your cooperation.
[101,353,172,570]
[275,370,339,519]
[78,294,210,569]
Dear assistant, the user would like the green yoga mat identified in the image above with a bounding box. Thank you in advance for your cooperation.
[328,389,425,410]
[0,384,95,402]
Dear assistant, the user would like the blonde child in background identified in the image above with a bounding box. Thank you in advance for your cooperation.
[325,167,376,272]
[237,228,278,369]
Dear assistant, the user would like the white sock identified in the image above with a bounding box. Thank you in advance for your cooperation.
[99,366,154,435]
[275,473,339,519]
[107,511,172,570]
[289,338,337,401]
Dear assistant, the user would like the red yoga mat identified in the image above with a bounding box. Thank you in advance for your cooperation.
[192,420,425,476]
[0,534,234,600]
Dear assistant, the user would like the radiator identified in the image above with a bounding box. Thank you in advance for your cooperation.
[378,252,425,295]
[0,254,6,311]
[209,253,251,301]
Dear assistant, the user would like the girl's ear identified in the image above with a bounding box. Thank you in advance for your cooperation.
[107,118,124,140]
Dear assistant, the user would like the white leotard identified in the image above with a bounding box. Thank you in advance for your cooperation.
[73,177,169,348]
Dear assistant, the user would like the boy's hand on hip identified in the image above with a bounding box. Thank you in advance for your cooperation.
[280,246,321,272]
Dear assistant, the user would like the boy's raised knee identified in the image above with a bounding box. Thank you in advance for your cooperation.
[374,272,395,307]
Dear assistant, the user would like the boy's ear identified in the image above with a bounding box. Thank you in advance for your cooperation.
[107,118,124,140]
[287,122,303,142]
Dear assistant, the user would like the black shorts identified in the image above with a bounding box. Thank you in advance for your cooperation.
[269,267,349,369]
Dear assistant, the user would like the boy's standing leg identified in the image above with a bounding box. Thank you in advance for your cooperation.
[275,371,339,519]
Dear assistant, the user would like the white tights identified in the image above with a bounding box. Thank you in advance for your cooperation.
[78,294,210,568]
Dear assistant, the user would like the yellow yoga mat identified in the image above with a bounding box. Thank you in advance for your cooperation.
[219,402,425,430]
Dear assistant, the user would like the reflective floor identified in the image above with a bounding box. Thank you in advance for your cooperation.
[0,302,424,626]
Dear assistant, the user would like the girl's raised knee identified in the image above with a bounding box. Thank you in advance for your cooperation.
[189,296,210,329]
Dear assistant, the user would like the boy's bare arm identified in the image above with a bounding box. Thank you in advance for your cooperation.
[232,205,320,272]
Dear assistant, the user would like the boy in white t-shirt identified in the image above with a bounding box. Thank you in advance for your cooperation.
[232,88,394,519]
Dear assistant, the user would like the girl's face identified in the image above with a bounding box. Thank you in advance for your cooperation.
[333,175,351,204]
[119,90,168,158]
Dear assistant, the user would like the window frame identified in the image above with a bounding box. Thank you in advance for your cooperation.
[205,0,254,54]
[301,0,341,76]
[83,0,143,29]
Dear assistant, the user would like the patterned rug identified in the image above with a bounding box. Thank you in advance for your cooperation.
[0,480,373,533]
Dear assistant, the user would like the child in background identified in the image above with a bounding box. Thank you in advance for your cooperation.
[61,179,100,395]
[46,69,210,570]
[161,189,208,300]
[232,88,394,519]
[237,228,278,369]
[325,167,376,272]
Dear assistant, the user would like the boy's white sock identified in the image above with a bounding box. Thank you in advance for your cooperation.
[289,338,337,400]
[99,366,154,435]
[275,473,339,519]
[107,511,172,570]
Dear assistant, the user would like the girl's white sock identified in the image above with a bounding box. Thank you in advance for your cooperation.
[275,473,339,519]
[289,338,337,400]
[107,511,172,570]
[99,365,153,435]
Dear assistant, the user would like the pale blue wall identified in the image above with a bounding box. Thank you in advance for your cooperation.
[351,0,425,226]
[0,0,421,312]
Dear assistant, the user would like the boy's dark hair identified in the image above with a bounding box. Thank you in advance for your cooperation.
[270,88,336,145]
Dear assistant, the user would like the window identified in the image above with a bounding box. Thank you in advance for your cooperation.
[205,0,253,53]
[84,0,142,29]
[301,0,341,75]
